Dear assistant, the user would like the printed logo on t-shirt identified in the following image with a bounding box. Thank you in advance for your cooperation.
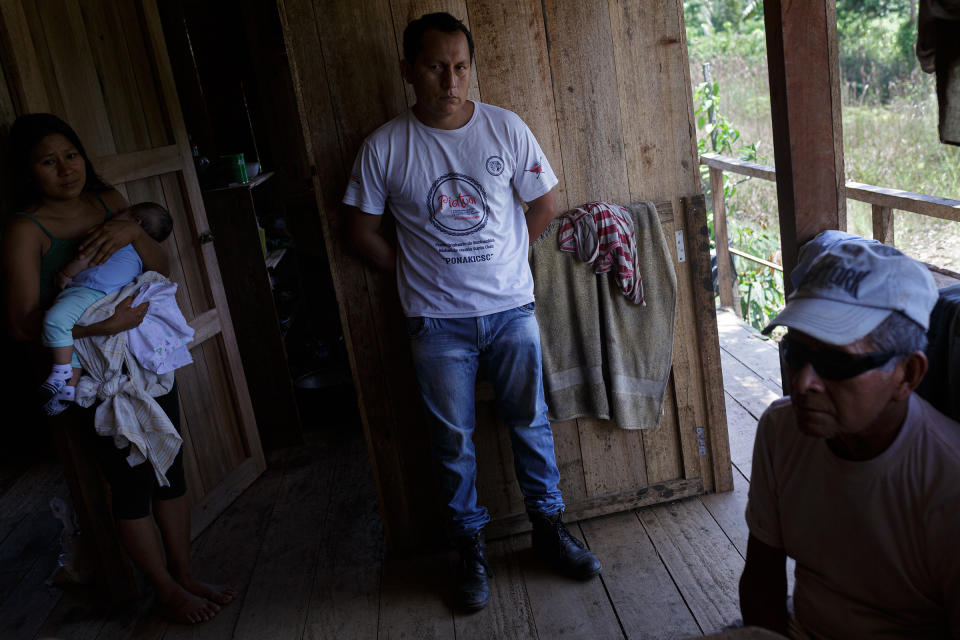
[427,172,489,237]
[485,155,505,176]
[526,159,544,180]
[349,173,361,185]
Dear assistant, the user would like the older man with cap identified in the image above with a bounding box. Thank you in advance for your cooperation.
[738,238,960,637]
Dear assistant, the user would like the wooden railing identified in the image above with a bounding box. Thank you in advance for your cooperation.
[701,152,960,313]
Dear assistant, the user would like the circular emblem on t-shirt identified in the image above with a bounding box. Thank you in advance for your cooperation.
[485,155,505,176]
[427,172,489,236]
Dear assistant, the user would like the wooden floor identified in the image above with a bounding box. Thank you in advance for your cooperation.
[1,309,785,640]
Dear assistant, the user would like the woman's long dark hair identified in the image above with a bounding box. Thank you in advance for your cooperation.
[5,113,110,212]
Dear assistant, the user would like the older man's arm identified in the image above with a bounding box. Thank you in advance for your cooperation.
[930,502,960,634]
[739,534,789,634]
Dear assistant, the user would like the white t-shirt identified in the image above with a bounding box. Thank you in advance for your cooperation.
[342,101,558,318]
[746,394,960,638]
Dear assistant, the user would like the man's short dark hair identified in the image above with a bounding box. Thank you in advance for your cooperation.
[403,12,474,64]
[129,202,173,242]
[867,311,928,358]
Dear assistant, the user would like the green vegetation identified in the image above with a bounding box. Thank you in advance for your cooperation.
[685,0,960,331]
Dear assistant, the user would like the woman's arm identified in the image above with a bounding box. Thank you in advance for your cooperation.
[72,296,148,339]
[1,217,45,341]
[78,190,170,275]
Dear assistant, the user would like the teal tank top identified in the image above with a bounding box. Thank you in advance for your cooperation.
[14,193,115,308]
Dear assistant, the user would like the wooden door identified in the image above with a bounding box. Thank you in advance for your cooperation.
[278,0,732,551]
[0,0,265,573]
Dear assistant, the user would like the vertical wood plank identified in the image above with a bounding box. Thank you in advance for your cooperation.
[518,523,623,638]
[15,0,65,114]
[552,418,588,505]
[643,379,683,483]
[468,0,567,208]
[872,204,895,245]
[607,0,711,491]
[77,0,152,154]
[145,0,266,483]
[155,465,286,640]
[660,213,708,486]
[544,0,650,506]
[639,498,744,633]
[764,0,845,282]
[231,447,335,640]
[608,0,701,202]
[452,537,538,639]
[683,195,733,491]
[581,511,702,639]
[699,466,750,558]
[302,433,384,640]
[35,0,115,156]
[711,166,738,312]
[278,0,421,548]
[115,0,171,149]
[578,417,647,497]
[0,0,53,112]
[378,551,456,639]
[544,0,629,207]
[317,0,440,549]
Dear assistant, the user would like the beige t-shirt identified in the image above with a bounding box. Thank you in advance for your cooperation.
[746,394,960,638]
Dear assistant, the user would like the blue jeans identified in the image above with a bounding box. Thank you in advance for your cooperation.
[407,303,564,538]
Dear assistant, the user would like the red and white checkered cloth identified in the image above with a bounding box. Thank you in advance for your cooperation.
[557,201,645,305]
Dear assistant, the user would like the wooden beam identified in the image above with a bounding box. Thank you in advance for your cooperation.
[763,0,845,291]
[92,145,182,185]
[701,153,960,223]
[683,195,733,492]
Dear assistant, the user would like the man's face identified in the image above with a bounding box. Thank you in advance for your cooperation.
[786,330,904,439]
[402,29,471,127]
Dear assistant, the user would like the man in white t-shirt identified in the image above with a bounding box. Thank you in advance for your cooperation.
[342,12,601,611]
[740,238,960,637]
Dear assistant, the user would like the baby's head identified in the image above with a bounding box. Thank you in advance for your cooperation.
[120,202,173,242]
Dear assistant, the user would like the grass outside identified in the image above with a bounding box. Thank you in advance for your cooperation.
[689,50,960,274]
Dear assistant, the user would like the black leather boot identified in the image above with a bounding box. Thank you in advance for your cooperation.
[529,510,602,580]
[455,532,492,611]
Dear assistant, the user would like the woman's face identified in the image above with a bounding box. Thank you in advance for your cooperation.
[29,133,86,202]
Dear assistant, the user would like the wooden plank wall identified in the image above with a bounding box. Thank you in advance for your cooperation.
[278,0,731,550]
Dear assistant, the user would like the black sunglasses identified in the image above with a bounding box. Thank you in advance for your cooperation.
[781,335,901,381]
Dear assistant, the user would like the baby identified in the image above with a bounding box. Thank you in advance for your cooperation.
[39,202,173,415]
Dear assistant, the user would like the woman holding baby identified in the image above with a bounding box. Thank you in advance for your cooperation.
[1,113,234,624]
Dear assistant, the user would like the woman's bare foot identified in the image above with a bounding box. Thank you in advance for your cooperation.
[159,584,220,624]
[181,576,238,606]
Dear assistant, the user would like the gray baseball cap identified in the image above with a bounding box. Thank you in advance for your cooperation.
[762,241,938,345]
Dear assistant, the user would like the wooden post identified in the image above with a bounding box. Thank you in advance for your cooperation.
[871,204,895,245]
[763,0,846,292]
[709,166,740,316]
[683,195,733,492]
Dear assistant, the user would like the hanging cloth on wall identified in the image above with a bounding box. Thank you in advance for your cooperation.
[917,0,960,145]
[530,201,678,430]
[557,201,646,304]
